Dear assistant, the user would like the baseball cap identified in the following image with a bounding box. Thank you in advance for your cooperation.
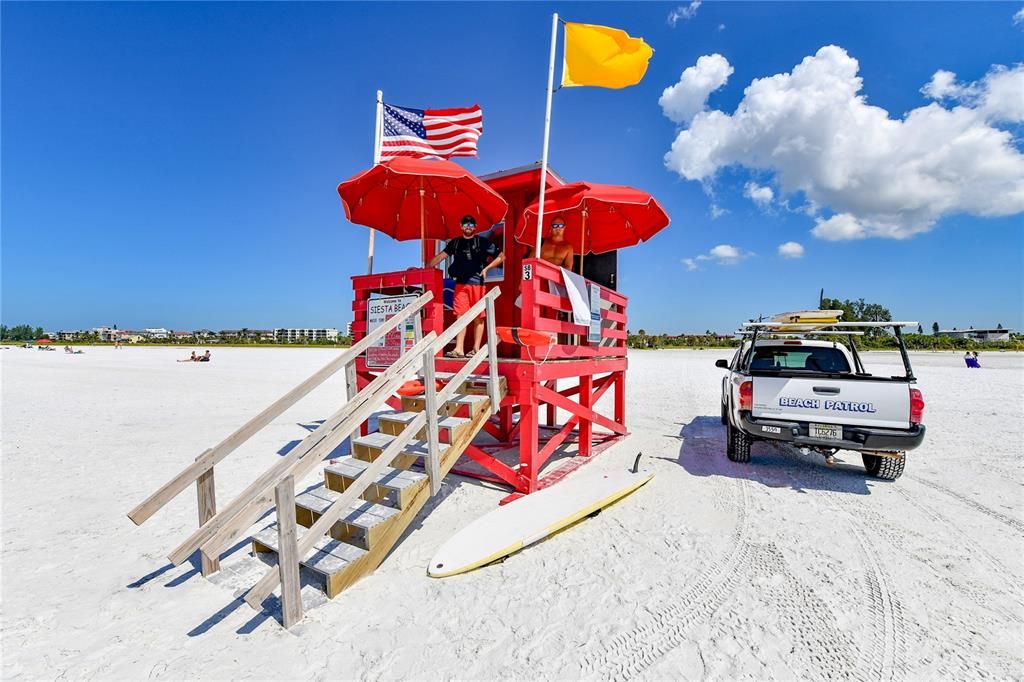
[461,215,477,227]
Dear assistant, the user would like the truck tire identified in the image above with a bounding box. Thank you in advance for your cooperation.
[727,423,752,463]
[721,401,728,425]
[862,453,905,480]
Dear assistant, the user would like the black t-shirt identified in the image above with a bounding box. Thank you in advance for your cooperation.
[444,235,499,285]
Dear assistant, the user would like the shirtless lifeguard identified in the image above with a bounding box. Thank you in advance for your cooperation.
[538,218,574,269]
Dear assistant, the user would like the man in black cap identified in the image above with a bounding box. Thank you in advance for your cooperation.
[426,214,504,357]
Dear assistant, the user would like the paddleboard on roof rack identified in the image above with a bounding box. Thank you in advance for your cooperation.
[770,310,844,325]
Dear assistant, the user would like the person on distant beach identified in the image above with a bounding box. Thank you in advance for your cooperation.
[178,351,197,363]
[427,214,503,358]
[199,350,211,362]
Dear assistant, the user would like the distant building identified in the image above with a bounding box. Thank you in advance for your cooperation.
[172,331,194,341]
[274,328,339,343]
[117,331,145,344]
[938,328,1012,342]
[345,321,354,337]
[93,326,117,341]
[143,328,170,339]
[55,330,83,341]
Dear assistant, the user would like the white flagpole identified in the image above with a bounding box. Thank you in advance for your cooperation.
[534,12,559,258]
[368,89,384,274]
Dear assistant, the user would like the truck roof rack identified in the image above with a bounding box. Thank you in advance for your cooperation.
[736,330,865,336]
[742,321,918,330]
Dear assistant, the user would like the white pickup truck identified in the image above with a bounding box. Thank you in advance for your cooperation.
[717,324,926,480]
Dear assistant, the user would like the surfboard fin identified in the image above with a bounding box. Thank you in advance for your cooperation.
[631,452,642,474]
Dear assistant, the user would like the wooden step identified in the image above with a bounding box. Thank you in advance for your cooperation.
[351,432,452,471]
[251,523,368,597]
[401,392,490,418]
[324,456,427,509]
[294,488,398,549]
[377,411,472,443]
[311,403,493,600]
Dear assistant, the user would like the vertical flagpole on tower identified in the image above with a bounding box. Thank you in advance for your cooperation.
[534,12,559,258]
[368,89,384,274]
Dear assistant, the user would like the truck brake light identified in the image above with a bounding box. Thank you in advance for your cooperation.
[910,388,925,424]
[739,381,753,411]
[783,340,802,345]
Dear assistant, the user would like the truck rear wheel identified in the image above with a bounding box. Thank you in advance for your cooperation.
[727,423,752,463]
[721,401,728,425]
[862,453,905,480]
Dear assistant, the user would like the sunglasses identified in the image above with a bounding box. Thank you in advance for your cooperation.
[461,223,476,228]
[551,224,566,229]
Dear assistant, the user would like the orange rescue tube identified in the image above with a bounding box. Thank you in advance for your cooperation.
[497,327,555,347]
[397,379,444,396]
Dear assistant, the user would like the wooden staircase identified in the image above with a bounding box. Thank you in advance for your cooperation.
[250,376,504,599]
[128,288,504,628]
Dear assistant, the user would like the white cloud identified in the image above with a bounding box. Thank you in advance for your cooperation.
[718,23,726,31]
[710,203,727,219]
[683,243,752,270]
[1014,7,1024,26]
[668,0,701,27]
[662,46,1024,240]
[922,65,1024,122]
[743,182,774,206]
[659,54,734,125]
[777,241,805,258]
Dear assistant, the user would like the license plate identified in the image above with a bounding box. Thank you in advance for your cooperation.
[811,423,842,440]
[761,425,781,434]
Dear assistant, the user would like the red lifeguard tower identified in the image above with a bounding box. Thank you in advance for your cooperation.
[350,163,631,499]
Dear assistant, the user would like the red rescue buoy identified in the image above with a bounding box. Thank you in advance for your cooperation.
[497,327,555,347]
[397,379,444,396]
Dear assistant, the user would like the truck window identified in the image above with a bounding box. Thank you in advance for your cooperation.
[750,347,851,373]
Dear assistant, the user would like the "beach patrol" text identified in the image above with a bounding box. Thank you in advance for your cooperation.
[779,397,876,413]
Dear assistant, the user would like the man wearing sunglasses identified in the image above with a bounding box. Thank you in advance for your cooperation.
[539,218,575,269]
[427,215,504,358]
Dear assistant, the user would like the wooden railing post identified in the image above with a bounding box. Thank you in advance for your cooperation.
[422,351,442,495]
[344,360,357,402]
[485,295,501,413]
[274,476,302,629]
[195,450,219,576]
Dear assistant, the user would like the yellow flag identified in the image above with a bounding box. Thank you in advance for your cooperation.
[561,22,654,89]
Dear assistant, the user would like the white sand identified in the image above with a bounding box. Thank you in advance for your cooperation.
[2,346,1022,679]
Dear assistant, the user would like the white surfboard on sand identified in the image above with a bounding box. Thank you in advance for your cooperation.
[428,458,654,578]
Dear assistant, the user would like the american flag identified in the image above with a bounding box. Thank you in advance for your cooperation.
[380,103,483,161]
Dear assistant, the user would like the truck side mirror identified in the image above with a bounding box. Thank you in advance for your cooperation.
[715,359,729,369]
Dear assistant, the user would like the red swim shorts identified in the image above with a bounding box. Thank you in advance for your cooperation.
[453,284,486,320]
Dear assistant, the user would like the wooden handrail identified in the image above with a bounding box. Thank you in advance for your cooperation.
[245,290,504,613]
[127,291,434,526]
[171,331,440,566]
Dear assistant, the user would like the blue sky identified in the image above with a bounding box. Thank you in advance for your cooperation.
[3,2,1022,333]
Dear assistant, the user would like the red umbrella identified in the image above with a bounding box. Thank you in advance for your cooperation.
[337,158,508,265]
[36,338,52,344]
[517,182,670,270]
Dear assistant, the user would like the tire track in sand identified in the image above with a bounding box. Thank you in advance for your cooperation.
[582,480,751,679]
[847,522,909,681]
[745,541,860,679]
[906,475,1024,535]
[892,487,1024,624]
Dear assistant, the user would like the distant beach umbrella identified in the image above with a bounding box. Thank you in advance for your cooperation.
[337,158,508,265]
[517,182,670,272]
[36,338,52,344]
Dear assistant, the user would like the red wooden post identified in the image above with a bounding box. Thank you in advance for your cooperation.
[518,384,540,492]
[546,379,557,426]
[615,370,626,428]
[579,374,593,456]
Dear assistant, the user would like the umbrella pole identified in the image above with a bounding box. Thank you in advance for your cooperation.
[579,211,587,277]
[420,178,426,268]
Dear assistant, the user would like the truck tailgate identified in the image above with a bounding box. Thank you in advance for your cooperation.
[752,377,911,429]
